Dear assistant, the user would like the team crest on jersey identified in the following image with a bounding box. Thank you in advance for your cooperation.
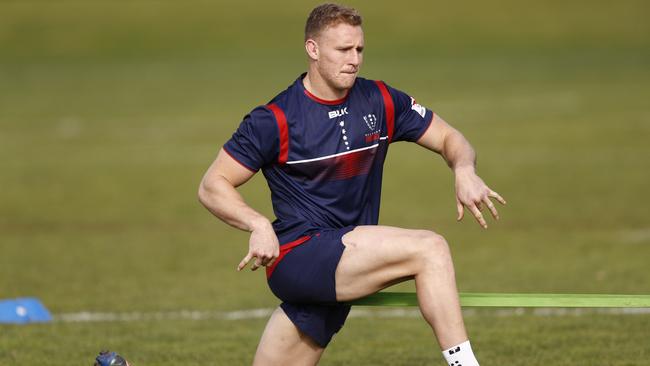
[410,97,426,118]
[363,114,378,130]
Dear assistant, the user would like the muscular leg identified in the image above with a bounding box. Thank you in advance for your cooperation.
[336,226,467,350]
[252,307,325,366]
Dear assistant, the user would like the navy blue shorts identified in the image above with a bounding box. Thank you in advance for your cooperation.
[266,226,355,347]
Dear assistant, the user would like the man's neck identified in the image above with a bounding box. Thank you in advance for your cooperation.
[303,71,349,101]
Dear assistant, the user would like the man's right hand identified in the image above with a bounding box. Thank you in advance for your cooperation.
[237,219,280,271]
[198,148,280,272]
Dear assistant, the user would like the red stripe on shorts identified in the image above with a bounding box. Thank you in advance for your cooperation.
[266,235,312,279]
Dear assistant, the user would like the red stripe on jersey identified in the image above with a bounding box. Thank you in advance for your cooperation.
[375,81,395,142]
[267,103,289,164]
[266,235,312,279]
[331,147,376,180]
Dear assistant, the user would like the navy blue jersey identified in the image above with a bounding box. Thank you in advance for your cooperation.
[224,74,434,244]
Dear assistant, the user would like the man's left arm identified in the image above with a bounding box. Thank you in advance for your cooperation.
[416,114,506,228]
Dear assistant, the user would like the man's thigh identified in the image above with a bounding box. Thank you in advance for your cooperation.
[335,225,446,301]
[253,307,325,366]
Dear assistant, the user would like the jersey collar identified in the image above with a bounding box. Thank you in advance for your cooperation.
[298,73,351,106]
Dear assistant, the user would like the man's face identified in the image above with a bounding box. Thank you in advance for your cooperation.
[312,23,364,91]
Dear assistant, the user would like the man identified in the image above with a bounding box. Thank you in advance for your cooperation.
[199,3,505,365]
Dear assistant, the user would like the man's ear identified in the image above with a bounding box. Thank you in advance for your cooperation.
[305,39,319,61]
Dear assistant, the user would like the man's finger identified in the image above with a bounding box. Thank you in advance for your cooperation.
[469,204,488,229]
[266,257,277,268]
[456,199,464,221]
[483,197,499,220]
[266,251,280,268]
[250,257,263,271]
[259,255,274,267]
[237,253,253,271]
[489,190,507,205]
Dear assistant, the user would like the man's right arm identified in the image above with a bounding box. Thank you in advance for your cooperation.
[198,148,279,271]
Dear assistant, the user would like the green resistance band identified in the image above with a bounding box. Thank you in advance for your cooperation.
[349,292,650,308]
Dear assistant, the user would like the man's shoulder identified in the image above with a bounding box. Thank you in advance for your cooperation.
[266,75,303,107]
[350,76,391,106]
[354,76,383,91]
[353,76,402,99]
[357,75,400,86]
[239,105,279,132]
[355,75,377,85]
[245,77,301,119]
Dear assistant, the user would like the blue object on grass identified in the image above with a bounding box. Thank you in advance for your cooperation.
[95,350,130,366]
[0,297,52,323]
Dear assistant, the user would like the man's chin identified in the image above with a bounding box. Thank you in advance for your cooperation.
[337,74,357,89]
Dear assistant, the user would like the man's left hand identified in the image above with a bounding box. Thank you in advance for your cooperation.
[454,166,506,229]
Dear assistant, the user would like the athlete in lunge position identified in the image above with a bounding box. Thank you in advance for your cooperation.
[199,3,505,365]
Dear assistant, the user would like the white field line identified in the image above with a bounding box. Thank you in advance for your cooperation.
[52,307,650,323]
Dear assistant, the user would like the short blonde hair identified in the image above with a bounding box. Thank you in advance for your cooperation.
[305,3,362,41]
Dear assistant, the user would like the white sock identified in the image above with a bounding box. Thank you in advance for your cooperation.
[442,340,479,366]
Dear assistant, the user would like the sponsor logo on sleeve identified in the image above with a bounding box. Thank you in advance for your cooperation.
[410,97,426,118]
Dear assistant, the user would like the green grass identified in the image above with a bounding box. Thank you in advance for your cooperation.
[1,314,649,365]
[1,0,649,364]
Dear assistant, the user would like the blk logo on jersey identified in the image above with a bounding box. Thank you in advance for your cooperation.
[410,97,426,118]
[363,114,378,130]
[328,107,348,119]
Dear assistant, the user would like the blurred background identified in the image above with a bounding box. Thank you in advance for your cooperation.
[1,0,649,364]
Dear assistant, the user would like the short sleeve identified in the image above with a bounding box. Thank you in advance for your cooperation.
[385,83,434,143]
[223,106,279,172]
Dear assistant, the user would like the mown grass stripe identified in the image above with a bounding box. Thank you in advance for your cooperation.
[349,292,650,307]
[51,306,650,323]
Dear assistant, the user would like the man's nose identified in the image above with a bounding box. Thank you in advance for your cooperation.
[349,50,361,66]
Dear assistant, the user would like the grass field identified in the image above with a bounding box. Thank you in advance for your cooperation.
[1,1,649,365]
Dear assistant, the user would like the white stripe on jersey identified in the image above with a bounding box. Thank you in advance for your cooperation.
[286,136,389,165]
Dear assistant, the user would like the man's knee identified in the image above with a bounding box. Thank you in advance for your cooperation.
[253,308,324,366]
[411,230,453,271]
